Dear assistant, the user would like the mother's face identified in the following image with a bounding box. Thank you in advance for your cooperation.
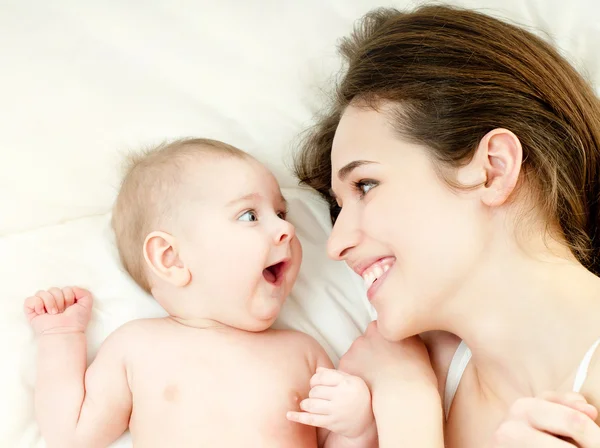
[328,104,487,340]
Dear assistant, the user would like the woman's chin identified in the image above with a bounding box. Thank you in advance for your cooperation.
[377,307,419,341]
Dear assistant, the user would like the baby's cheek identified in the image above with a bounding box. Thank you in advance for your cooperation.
[292,237,302,263]
[289,239,303,280]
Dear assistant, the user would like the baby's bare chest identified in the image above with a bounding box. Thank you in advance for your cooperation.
[126,335,315,446]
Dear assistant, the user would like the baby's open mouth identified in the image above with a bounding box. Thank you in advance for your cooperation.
[262,261,288,285]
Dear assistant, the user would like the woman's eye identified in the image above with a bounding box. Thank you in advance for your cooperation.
[330,203,341,224]
[238,210,258,222]
[353,179,378,197]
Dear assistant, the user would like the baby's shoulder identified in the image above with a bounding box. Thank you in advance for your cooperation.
[265,328,319,348]
[265,329,332,369]
[102,317,170,347]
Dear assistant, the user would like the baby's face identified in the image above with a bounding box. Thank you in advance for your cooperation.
[174,156,302,331]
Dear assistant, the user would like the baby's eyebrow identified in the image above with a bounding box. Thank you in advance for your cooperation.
[227,192,260,206]
[226,192,287,208]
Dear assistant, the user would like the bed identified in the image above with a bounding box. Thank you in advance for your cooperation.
[1,0,598,446]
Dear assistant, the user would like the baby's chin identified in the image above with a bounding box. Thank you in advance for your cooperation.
[246,299,283,330]
[234,314,278,333]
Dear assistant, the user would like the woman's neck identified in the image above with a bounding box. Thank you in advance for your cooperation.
[440,234,600,402]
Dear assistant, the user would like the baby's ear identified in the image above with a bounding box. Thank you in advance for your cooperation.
[143,231,191,287]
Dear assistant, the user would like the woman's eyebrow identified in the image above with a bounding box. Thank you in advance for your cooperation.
[337,160,377,181]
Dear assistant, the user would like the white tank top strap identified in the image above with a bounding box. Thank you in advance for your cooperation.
[573,338,600,393]
[443,337,600,419]
[444,340,472,419]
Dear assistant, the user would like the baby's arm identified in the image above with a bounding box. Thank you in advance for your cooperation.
[286,337,377,448]
[25,287,132,448]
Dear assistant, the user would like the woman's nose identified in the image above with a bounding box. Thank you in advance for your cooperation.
[326,206,360,260]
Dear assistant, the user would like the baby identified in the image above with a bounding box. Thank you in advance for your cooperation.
[24,138,377,448]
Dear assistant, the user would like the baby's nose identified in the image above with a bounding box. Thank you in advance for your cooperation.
[275,219,295,244]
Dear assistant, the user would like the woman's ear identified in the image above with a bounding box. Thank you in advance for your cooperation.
[143,231,191,287]
[457,128,523,207]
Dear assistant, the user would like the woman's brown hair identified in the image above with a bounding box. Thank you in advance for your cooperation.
[294,5,600,274]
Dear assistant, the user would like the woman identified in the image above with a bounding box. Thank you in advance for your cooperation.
[293,5,600,447]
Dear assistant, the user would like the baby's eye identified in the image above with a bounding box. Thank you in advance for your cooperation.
[238,210,258,222]
[277,210,288,220]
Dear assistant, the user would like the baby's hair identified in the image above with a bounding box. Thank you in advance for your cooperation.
[112,137,248,292]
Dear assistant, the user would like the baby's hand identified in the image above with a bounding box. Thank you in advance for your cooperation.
[287,367,375,440]
[24,286,93,335]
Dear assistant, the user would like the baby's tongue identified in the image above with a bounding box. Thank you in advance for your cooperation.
[263,268,276,283]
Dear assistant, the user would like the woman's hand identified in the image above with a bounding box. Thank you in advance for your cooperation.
[338,321,444,447]
[491,391,600,447]
[338,321,437,393]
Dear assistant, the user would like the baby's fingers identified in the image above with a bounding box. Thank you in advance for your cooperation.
[62,287,76,308]
[286,411,331,429]
[310,367,346,388]
[72,287,93,310]
[309,385,335,400]
[36,290,57,315]
[24,296,45,319]
[300,398,332,415]
[48,287,65,313]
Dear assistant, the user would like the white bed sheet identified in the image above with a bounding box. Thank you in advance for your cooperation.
[1,0,598,446]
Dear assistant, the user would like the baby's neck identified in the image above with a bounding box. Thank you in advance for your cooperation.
[442,250,600,400]
[166,315,236,331]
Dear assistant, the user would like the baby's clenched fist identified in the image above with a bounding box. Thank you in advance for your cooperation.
[24,286,93,335]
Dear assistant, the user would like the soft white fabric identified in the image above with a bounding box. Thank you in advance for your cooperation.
[0,189,372,447]
[1,0,598,446]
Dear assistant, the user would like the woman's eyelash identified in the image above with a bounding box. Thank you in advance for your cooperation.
[351,179,378,197]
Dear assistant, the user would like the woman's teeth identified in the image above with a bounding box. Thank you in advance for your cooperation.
[362,261,392,289]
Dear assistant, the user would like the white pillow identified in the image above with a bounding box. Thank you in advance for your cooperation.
[1,1,598,446]
[0,186,372,447]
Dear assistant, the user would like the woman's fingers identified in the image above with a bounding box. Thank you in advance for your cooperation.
[493,419,575,447]
[508,397,600,447]
[539,391,598,420]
